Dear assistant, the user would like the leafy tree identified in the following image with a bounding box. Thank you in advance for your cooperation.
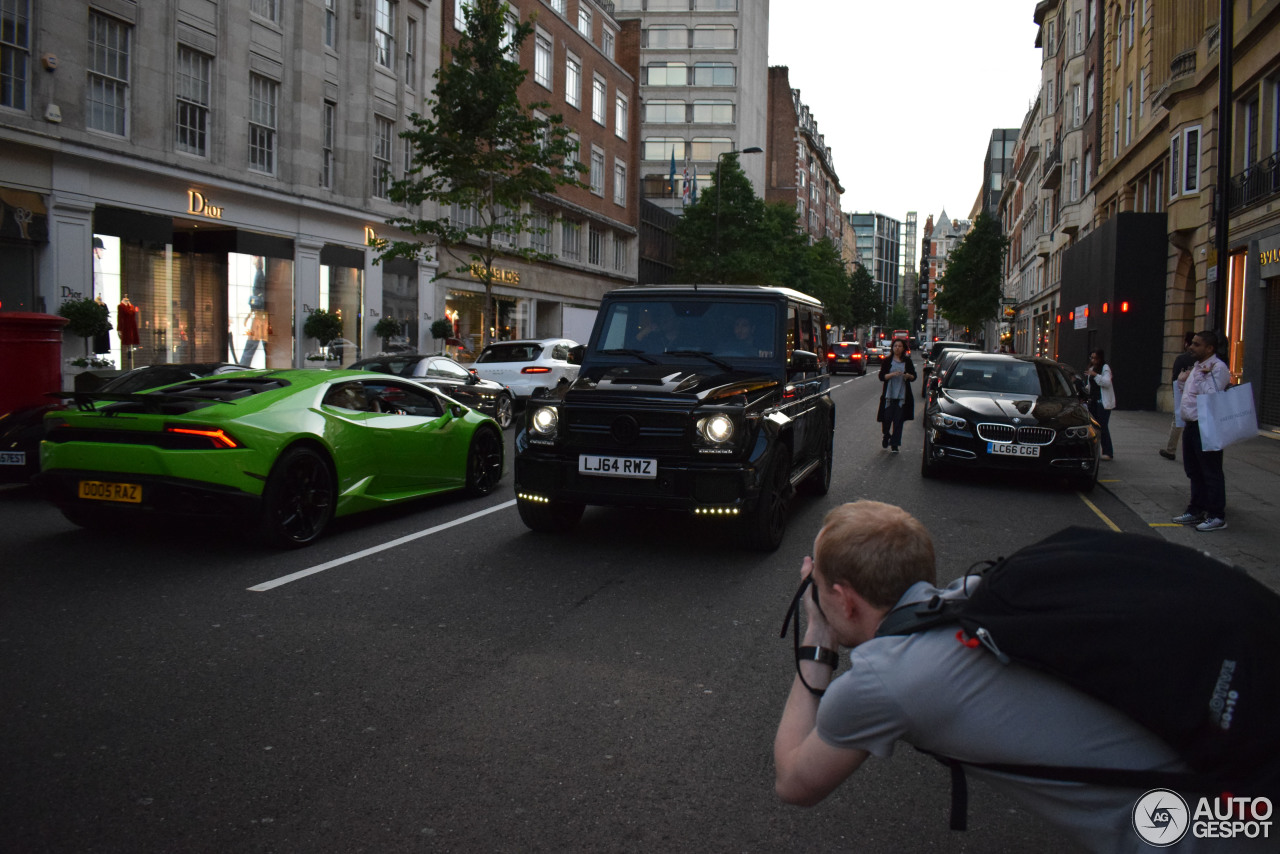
[934,212,1010,335]
[846,263,881,330]
[376,0,584,347]
[58,298,111,357]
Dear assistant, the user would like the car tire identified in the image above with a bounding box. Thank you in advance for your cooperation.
[744,446,791,552]
[494,393,515,430]
[463,427,504,497]
[517,495,585,533]
[801,422,833,497]
[921,433,939,479]
[259,446,336,548]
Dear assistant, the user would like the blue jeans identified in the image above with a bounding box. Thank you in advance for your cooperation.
[882,399,906,449]
[1182,420,1225,519]
[1088,400,1113,456]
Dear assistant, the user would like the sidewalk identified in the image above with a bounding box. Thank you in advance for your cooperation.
[1100,410,1280,593]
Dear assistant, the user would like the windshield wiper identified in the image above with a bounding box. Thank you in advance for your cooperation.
[663,349,734,372]
[597,348,659,365]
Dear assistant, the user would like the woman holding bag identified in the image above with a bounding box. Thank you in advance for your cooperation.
[1172,331,1232,532]
[1084,349,1116,461]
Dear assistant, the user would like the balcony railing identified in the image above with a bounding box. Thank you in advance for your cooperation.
[1228,153,1280,212]
[1171,49,1196,81]
[1040,140,1062,189]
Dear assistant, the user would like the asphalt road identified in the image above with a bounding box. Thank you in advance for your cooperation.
[0,374,1148,853]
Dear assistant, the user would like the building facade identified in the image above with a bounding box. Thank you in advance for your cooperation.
[0,0,638,384]
[614,0,770,212]
[844,212,901,312]
[764,67,843,246]
[922,210,970,343]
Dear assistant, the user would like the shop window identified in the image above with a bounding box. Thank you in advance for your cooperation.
[0,0,30,110]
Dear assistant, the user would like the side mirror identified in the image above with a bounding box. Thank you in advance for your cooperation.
[567,345,585,366]
[789,350,819,373]
[928,376,939,391]
[466,370,479,385]
[449,403,467,419]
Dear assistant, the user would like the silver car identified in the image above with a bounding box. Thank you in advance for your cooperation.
[472,338,580,401]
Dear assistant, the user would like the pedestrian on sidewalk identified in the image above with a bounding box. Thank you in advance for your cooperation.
[1162,330,1198,460]
[1173,330,1232,532]
[1083,349,1115,460]
[876,338,915,454]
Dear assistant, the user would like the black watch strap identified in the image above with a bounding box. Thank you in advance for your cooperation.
[797,645,839,669]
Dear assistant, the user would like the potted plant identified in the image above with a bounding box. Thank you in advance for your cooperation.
[374,316,403,352]
[57,297,112,359]
[430,318,454,353]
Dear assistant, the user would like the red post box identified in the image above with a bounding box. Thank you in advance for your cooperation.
[0,312,69,416]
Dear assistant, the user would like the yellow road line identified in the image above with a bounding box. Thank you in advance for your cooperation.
[1150,522,1183,528]
[1078,493,1121,532]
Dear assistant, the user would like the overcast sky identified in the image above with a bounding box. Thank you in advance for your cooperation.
[768,0,1044,257]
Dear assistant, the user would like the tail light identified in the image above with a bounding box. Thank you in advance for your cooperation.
[521,366,552,374]
[165,425,241,449]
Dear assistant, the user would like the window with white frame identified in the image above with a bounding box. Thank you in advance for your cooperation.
[1143,0,1150,26]
[692,25,735,49]
[1154,168,1163,211]
[248,73,278,173]
[615,93,628,139]
[1046,19,1055,55]
[1127,1,1134,46]
[1073,11,1082,53]
[530,208,550,253]
[644,100,685,123]
[1125,85,1133,145]
[1115,13,1122,65]
[1139,67,1147,117]
[1046,78,1055,113]
[1084,150,1092,194]
[646,25,686,49]
[322,101,335,188]
[373,116,393,198]
[251,0,278,22]
[87,12,131,136]
[692,100,733,123]
[614,160,626,205]
[562,220,581,260]
[643,137,684,160]
[588,227,602,266]
[1072,85,1081,127]
[1069,158,1079,202]
[403,131,413,178]
[454,0,472,30]
[1170,134,1181,199]
[375,0,395,69]
[592,75,606,125]
[613,234,627,272]
[450,201,477,229]
[1086,71,1094,115]
[405,17,417,86]
[589,146,605,195]
[1182,126,1200,194]
[550,0,565,14]
[645,62,687,86]
[501,10,518,55]
[1087,0,1095,38]
[566,132,580,174]
[324,0,337,48]
[578,5,591,38]
[1244,97,1259,166]
[1113,102,1121,155]
[691,62,735,86]
[565,54,581,109]
[602,27,615,60]
[175,46,210,156]
[534,30,552,88]
[0,0,29,110]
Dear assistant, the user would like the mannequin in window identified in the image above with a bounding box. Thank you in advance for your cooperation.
[117,295,140,348]
[93,294,112,354]
[241,256,269,366]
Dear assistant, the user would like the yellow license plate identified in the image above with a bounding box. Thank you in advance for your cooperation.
[78,480,143,503]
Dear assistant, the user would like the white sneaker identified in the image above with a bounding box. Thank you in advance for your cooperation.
[1195,517,1227,532]
[1171,512,1203,525]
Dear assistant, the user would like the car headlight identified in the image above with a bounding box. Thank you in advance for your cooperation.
[530,405,559,436]
[931,413,967,430]
[697,413,735,444]
[1065,425,1095,439]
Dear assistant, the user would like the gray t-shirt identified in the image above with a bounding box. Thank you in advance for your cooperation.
[885,357,906,402]
[817,579,1266,853]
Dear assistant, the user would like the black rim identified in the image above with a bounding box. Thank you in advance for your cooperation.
[469,430,503,493]
[764,456,790,542]
[275,454,333,543]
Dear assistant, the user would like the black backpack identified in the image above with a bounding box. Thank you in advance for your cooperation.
[876,526,1280,830]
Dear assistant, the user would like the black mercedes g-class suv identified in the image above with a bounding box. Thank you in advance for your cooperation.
[513,285,834,551]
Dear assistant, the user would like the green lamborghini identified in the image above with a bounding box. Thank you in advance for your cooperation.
[37,369,505,547]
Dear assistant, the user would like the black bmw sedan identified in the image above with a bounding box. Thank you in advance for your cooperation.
[920,353,1100,490]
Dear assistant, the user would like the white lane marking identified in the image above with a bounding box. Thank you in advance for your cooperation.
[248,499,517,592]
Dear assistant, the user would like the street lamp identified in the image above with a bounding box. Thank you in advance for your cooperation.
[715,146,763,283]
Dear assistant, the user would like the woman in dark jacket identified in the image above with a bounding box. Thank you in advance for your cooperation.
[877,338,916,453]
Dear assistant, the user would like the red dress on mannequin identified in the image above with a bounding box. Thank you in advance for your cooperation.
[117,300,140,347]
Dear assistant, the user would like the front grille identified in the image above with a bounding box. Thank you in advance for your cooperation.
[564,408,688,452]
[976,423,1056,446]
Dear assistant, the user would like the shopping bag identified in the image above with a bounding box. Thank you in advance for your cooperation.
[1197,382,1258,451]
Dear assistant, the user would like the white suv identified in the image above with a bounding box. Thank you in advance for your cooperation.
[472,338,580,401]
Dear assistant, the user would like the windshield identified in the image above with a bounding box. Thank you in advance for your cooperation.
[476,343,543,363]
[593,300,777,361]
[944,359,1074,396]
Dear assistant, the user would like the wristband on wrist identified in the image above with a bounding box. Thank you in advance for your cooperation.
[797,645,840,669]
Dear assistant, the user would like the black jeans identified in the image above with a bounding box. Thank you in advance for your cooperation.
[1182,420,1225,519]
[882,399,906,449]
